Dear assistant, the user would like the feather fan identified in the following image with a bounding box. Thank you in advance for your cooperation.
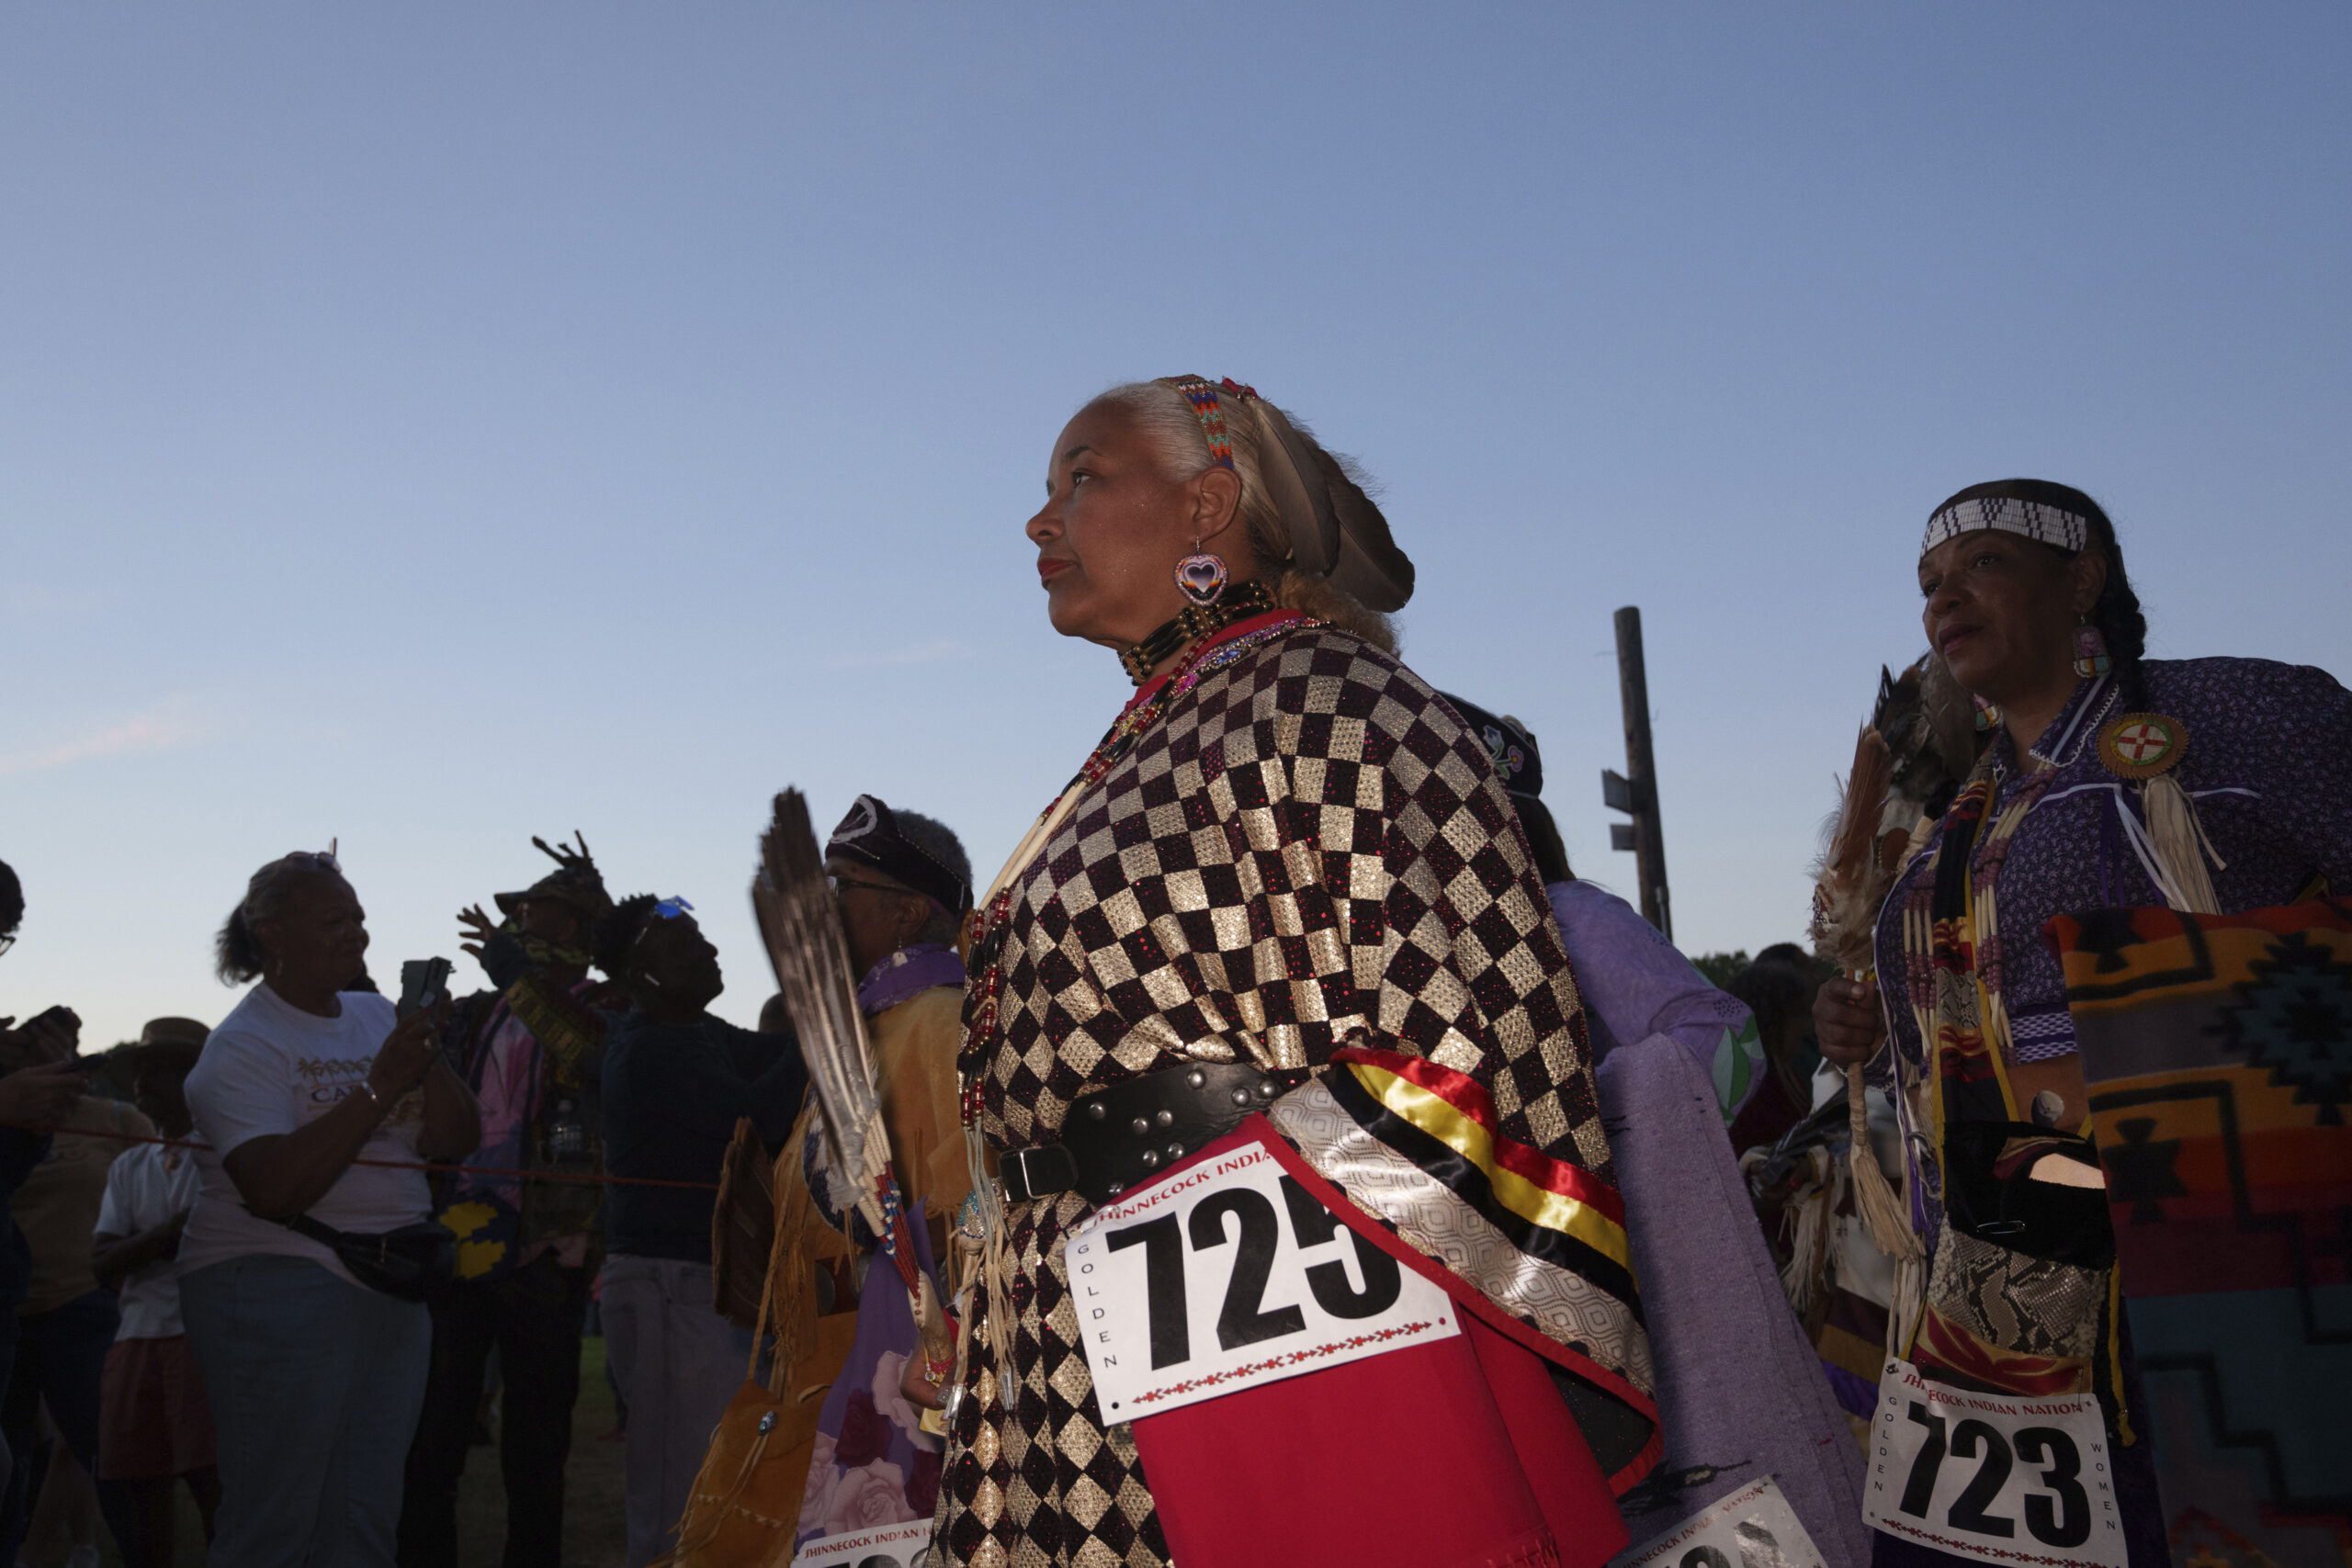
[752,789,892,1234]
[1813,725,1893,976]
[752,789,955,1367]
[1811,722,1922,1266]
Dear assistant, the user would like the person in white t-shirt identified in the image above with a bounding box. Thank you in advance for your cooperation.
[91,1018,219,1568]
[179,852,480,1568]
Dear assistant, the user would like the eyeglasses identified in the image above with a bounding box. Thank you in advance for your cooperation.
[283,850,342,874]
[629,897,695,956]
[827,874,908,898]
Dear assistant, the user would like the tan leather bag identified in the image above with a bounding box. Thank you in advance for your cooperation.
[657,1120,854,1567]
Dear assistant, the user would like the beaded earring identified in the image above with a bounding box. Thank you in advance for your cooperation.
[1973,694,2003,733]
[1174,545,1228,609]
[2074,616,2112,679]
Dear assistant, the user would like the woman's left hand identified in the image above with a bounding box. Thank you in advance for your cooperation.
[901,1348,950,1412]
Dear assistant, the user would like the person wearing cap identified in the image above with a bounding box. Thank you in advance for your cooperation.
[768,797,975,1558]
[1810,480,2352,1567]
[1436,694,1873,1568]
[398,835,625,1568]
[592,894,808,1568]
[927,378,1654,1568]
[90,1019,219,1568]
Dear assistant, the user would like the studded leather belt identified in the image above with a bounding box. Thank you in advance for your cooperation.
[996,1060,1300,1208]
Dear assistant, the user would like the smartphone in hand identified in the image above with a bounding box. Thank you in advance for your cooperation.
[397,958,455,1021]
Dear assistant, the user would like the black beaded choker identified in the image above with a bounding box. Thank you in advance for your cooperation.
[1117,580,1277,684]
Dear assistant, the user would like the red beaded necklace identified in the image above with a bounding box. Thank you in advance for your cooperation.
[956,608,1310,1123]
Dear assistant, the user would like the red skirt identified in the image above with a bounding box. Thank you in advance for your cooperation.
[1120,1126,1638,1568]
[98,1335,217,1481]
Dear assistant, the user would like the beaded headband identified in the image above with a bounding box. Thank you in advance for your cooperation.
[1161,375,1256,470]
[1921,494,2089,558]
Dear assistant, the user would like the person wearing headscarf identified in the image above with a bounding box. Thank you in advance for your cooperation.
[920,378,1657,1568]
[1814,479,2352,1567]
[399,834,623,1568]
[1440,694,1871,1568]
[761,797,977,1558]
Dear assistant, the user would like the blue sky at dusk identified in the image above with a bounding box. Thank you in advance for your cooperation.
[4,5,2345,1046]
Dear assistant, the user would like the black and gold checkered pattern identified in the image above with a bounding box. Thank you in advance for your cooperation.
[939,624,1617,1567]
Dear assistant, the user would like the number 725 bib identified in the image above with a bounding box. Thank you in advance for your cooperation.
[1861,1359,2126,1568]
[1064,1134,1460,1421]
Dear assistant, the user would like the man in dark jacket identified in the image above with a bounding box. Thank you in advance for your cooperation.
[593,893,805,1568]
[398,836,624,1568]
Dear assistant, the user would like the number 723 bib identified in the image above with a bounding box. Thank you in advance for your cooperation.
[1862,1359,2126,1568]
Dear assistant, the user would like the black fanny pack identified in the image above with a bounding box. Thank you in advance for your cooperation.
[280,1213,458,1302]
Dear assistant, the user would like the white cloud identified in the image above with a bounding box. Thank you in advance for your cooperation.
[0,701,211,779]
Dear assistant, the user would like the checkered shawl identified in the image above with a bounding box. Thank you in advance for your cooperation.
[938,623,1657,1567]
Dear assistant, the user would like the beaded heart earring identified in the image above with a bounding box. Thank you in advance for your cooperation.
[2074,616,2112,679]
[1973,694,2003,733]
[1174,542,1228,608]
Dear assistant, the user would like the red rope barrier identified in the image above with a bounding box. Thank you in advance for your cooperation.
[0,1121,722,1191]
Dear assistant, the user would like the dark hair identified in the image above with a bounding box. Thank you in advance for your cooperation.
[0,859,21,942]
[215,853,346,985]
[892,809,974,947]
[1934,479,2147,677]
[593,894,661,980]
[1511,795,1574,886]
[1726,956,1812,1052]
[1753,941,1835,985]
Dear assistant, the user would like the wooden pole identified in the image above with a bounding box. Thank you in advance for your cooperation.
[1613,605,1672,937]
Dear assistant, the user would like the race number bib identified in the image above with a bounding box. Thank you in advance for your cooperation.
[1065,1134,1460,1420]
[1619,1477,1826,1568]
[1862,1359,2125,1568]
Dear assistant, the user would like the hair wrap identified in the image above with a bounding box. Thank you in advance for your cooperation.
[1152,374,1414,613]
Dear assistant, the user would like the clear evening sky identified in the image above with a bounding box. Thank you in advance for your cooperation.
[4,6,2346,1049]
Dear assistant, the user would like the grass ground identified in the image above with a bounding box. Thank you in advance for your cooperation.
[52,1335,631,1567]
[455,1333,630,1568]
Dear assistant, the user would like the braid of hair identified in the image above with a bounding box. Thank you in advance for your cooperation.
[2082,501,2147,700]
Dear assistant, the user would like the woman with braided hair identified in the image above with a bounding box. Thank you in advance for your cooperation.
[919,378,1658,1568]
[1815,479,2352,1567]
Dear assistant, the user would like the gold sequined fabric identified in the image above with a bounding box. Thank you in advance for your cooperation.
[936,624,1645,1567]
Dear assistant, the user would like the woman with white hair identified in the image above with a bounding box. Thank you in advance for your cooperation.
[922,378,1657,1568]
